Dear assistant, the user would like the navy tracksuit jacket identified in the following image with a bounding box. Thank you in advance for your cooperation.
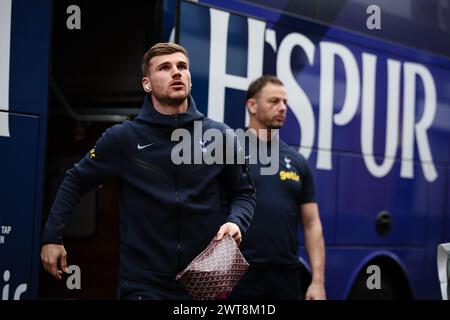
[42,95,256,291]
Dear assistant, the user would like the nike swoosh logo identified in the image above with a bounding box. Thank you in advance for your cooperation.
[137,143,154,150]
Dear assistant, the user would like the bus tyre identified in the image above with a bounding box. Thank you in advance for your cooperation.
[348,274,404,300]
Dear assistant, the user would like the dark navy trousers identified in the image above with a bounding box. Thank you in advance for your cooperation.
[117,278,191,300]
[229,266,303,300]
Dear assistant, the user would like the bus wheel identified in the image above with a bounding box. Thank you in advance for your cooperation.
[347,263,412,300]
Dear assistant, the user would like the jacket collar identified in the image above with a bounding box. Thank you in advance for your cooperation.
[135,94,204,127]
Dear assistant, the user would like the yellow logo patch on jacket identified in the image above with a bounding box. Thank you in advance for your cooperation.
[279,170,300,182]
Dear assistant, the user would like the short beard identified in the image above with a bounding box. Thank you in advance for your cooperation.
[153,92,189,106]
[162,96,187,106]
[267,123,283,130]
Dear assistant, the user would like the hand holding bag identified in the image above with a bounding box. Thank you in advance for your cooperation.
[175,234,249,300]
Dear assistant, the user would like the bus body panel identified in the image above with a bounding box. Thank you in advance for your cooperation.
[318,247,428,299]
[0,0,51,299]
[0,113,40,300]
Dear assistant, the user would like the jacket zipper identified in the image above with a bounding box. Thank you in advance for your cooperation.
[174,114,181,272]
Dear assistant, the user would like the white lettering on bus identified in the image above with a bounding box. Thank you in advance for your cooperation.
[361,55,400,178]
[207,10,438,182]
[277,32,316,160]
[208,9,264,125]
[0,0,12,138]
[1,270,27,300]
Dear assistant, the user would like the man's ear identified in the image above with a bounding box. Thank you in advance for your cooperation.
[142,77,151,93]
[247,98,257,115]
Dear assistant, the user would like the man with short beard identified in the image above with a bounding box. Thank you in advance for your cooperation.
[230,75,326,300]
[41,43,256,299]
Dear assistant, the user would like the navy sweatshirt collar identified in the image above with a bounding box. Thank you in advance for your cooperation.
[135,94,204,127]
[244,127,280,148]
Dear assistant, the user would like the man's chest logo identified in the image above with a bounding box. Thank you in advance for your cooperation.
[284,157,292,169]
[279,170,300,182]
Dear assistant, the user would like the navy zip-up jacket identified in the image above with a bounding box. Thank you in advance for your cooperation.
[42,95,256,287]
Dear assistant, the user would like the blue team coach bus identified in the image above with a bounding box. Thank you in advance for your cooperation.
[0,0,449,299]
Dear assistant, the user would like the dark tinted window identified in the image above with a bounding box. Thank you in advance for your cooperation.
[51,0,163,110]
[243,0,450,58]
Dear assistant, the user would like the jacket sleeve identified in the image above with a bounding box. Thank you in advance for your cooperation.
[41,127,121,245]
[220,130,256,234]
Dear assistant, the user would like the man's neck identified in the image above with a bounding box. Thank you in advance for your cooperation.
[248,121,275,141]
[151,96,189,115]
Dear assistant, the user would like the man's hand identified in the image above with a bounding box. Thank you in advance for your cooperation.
[41,244,68,280]
[215,222,242,245]
[305,281,326,300]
